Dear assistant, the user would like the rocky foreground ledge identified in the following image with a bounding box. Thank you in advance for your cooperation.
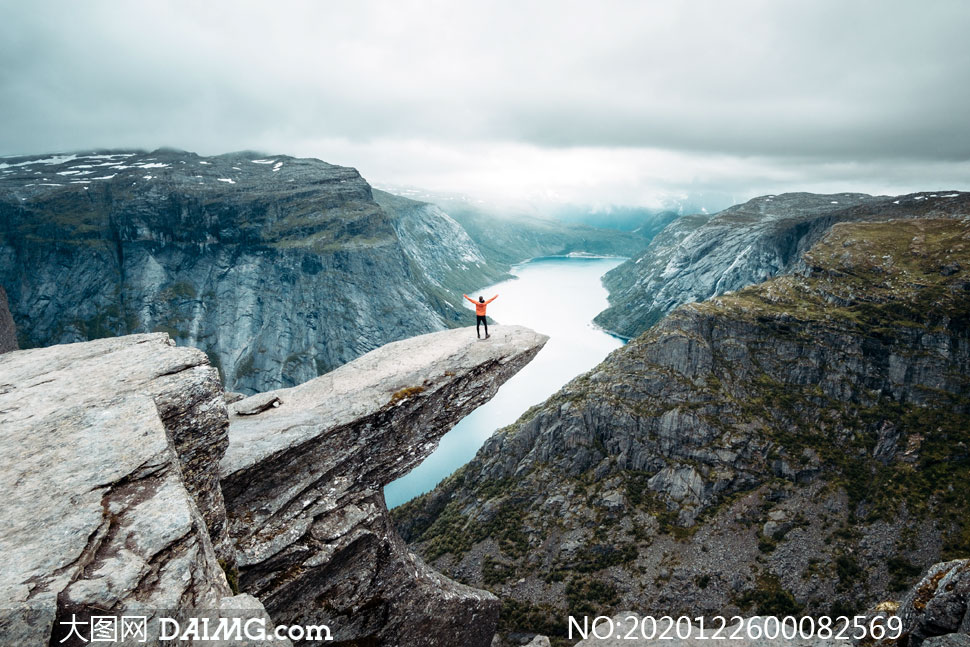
[0,325,546,645]
[221,324,547,645]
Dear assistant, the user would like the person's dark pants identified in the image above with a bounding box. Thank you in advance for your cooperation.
[476,315,488,337]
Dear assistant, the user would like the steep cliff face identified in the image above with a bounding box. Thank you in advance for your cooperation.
[397,217,970,639]
[0,149,505,394]
[221,325,547,646]
[595,192,970,338]
[375,189,510,317]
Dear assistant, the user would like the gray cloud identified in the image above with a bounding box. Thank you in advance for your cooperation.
[1,0,969,203]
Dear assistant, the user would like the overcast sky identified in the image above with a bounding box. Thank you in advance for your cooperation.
[2,0,969,207]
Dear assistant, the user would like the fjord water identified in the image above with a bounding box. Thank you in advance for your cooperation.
[384,255,626,508]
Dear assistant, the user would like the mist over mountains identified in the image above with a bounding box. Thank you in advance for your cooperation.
[0,148,648,393]
[3,2,970,646]
[3,142,970,646]
[376,182,735,232]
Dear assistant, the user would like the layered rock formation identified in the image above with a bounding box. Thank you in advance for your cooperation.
[595,191,970,338]
[0,149,502,394]
[0,324,546,645]
[0,333,278,645]
[397,217,970,640]
[221,325,547,645]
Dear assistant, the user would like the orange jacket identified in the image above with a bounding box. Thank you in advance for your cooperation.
[464,294,497,316]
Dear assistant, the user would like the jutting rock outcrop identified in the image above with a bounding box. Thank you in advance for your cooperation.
[398,217,970,639]
[0,333,281,645]
[220,325,548,646]
[595,191,970,338]
[0,324,546,646]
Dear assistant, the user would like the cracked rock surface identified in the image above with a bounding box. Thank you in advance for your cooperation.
[893,559,970,647]
[0,333,281,645]
[221,324,548,646]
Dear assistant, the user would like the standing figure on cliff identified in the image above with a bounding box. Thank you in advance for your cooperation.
[463,293,498,339]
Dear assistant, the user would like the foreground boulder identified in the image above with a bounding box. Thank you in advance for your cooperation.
[221,325,548,646]
[893,559,970,647]
[0,334,280,644]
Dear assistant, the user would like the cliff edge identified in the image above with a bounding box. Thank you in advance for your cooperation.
[221,325,548,645]
[0,333,277,644]
[0,325,546,646]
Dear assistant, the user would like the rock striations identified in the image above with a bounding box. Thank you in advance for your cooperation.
[397,217,970,640]
[221,325,547,645]
[0,325,546,645]
[595,191,970,339]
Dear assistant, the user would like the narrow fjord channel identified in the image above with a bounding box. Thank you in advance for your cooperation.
[384,255,626,508]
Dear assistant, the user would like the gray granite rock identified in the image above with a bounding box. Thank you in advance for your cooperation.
[224,390,247,404]
[523,636,552,647]
[895,560,970,647]
[220,325,547,646]
[0,333,277,644]
[923,634,970,647]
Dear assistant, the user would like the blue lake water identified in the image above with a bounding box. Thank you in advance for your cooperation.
[384,255,626,508]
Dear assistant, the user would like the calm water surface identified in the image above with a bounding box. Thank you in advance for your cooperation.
[384,256,626,508]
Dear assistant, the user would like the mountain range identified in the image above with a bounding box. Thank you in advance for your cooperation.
[395,198,970,644]
[2,147,969,646]
[0,149,642,393]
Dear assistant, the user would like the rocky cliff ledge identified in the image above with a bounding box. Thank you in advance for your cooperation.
[221,325,547,645]
[0,325,545,646]
[891,558,970,647]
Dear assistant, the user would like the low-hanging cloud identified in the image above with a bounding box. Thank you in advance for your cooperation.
[1,0,969,204]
